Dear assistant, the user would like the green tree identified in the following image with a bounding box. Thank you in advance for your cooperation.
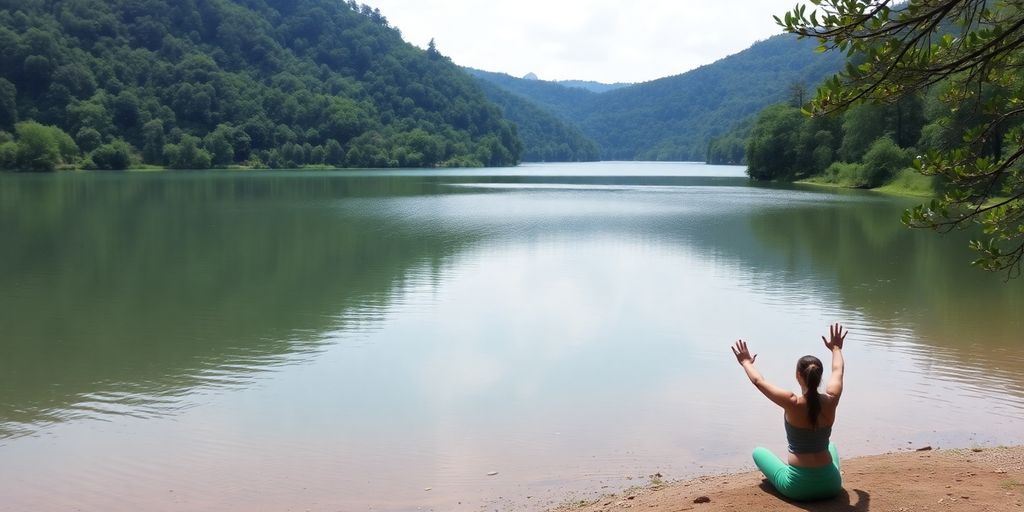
[22,55,52,90]
[0,78,16,129]
[11,127,58,171]
[86,139,134,170]
[861,137,912,188]
[324,139,345,166]
[204,124,235,167]
[779,0,1024,275]
[0,141,18,169]
[789,80,808,107]
[76,127,102,153]
[838,104,889,162]
[112,91,142,131]
[142,120,166,164]
[12,121,78,171]
[164,135,212,169]
[427,38,440,59]
[746,104,805,180]
[67,96,113,135]
[707,134,747,165]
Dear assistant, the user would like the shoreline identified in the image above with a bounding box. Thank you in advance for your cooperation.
[551,445,1024,512]
[796,172,939,199]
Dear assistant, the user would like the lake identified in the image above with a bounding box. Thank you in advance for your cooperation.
[1,162,1022,511]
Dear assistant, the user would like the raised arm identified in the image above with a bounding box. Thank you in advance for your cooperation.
[821,323,847,398]
[732,339,798,409]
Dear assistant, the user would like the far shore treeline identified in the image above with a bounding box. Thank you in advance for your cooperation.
[0,0,523,171]
[729,96,933,193]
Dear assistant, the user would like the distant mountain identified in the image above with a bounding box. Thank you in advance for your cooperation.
[466,68,596,123]
[0,0,520,170]
[472,34,845,161]
[555,80,631,94]
[517,71,628,93]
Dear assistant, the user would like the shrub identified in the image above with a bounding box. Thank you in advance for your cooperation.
[164,134,212,169]
[14,122,74,171]
[0,141,17,169]
[86,139,133,170]
[861,137,912,188]
[823,161,870,187]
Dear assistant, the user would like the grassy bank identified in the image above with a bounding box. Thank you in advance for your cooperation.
[798,168,939,199]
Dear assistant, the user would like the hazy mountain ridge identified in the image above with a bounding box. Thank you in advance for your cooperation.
[466,68,597,123]
[472,34,845,161]
[554,79,630,94]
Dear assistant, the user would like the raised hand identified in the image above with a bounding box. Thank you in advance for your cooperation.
[822,323,848,350]
[731,339,757,365]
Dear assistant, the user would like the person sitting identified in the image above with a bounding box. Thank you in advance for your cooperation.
[731,323,848,501]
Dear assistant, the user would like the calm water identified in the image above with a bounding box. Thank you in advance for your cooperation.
[1,162,1022,511]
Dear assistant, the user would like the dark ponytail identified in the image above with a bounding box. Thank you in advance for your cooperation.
[797,355,823,427]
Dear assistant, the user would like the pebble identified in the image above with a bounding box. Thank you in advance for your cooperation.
[487,471,499,476]
[916,446,933,451]
[694,496,711,504]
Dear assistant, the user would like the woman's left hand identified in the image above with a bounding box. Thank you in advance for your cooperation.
[731,339,757,365]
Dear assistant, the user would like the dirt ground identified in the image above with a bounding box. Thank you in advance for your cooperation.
[552,446,1024,512]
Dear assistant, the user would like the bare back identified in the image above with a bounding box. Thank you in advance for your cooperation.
[783,392,840,467]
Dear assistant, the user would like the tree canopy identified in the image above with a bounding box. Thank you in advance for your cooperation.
[778,0,1024,276]
[0,0,521,170]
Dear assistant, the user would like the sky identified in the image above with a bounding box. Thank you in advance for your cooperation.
[367,0,815,84]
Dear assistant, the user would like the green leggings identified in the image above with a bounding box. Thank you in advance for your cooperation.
[752,443,842,501]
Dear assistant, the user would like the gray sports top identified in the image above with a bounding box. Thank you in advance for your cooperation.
[785,419,832,453]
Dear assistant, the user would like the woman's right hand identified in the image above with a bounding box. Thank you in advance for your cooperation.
[731,339,757,365]
[822,323,848,350]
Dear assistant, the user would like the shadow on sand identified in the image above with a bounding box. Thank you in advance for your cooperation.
[758,480,871,511]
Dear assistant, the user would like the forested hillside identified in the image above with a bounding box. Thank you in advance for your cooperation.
[0,0,521,170]
[474,79,599,162]
[467,68,597,123]
[471,35,844,162]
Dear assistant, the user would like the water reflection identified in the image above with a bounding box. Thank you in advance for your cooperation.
[0,173,480,438]
[0,164,1022,512]
[742,189,1024,400]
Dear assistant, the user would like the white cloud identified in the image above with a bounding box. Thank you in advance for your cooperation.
[367,0,814,83]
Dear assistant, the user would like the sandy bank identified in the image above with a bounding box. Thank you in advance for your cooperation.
[552,446,1024,512]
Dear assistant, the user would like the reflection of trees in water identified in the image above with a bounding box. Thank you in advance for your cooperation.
[743,190,1024,390]
[0,174,480,437]
[3,175,1021,436]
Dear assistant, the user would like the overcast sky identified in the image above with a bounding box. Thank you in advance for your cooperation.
[367,0,815,84]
